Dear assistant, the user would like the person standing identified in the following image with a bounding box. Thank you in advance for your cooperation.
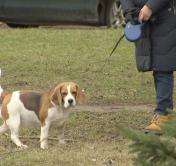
[119,0,176,132]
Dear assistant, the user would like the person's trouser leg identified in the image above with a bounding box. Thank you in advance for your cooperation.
[145,71,174,132]
[153,71,174,115]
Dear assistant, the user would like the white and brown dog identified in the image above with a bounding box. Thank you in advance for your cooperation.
[0,69,86,149]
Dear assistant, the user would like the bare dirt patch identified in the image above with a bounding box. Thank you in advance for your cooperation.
[73,103,154,113]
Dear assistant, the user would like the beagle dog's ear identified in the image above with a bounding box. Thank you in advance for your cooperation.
[76,85,87,105]
[50,85,62,105]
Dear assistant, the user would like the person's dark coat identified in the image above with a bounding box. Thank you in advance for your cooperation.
[120,0,176,72]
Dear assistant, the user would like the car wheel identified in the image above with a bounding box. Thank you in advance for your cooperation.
[105,0,125,28]
[97,0,106,25]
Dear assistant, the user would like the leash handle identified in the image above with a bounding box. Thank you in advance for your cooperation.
[109,34,125,57]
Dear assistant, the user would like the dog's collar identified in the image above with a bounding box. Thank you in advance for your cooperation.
[50,100,57,107]
[50,100,63,110]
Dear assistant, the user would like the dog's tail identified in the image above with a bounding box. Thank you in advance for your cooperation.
[0,69,3,97]
[0,69,7,101]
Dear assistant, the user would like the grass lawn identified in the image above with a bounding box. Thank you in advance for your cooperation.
[0,26,155,104]
[0,26,172,166]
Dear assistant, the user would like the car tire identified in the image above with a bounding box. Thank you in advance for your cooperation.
[98,0,106,25]
[105,0,125,28]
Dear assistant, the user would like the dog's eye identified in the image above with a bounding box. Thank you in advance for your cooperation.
[61,92,67,97]
[72,91,77,96]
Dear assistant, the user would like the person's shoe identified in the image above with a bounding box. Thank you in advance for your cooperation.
[144,114,171,134]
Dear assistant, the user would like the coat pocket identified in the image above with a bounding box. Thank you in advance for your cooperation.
[134,23,152,72]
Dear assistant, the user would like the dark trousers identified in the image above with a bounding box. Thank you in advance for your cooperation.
[153,71,174,115]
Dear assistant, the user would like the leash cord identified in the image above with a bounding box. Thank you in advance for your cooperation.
[96,33,125,72]
[109,34,125,57]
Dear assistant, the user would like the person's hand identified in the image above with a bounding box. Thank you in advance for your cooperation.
[139,5,152,22]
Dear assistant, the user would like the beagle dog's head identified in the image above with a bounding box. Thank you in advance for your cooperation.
[50,82,87,109]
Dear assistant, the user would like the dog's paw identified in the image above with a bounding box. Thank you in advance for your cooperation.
[40,142,48,149]
[19,144,28,149]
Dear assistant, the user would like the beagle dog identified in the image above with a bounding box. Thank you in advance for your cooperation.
[0,70,86,149]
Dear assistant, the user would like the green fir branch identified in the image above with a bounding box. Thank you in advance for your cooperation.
[119,124,176,166]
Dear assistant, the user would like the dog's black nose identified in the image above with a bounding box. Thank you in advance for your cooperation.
[68,99,73,104]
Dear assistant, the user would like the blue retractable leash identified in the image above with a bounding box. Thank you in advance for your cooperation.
[125,22,144,42]
[109,21,145,57]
